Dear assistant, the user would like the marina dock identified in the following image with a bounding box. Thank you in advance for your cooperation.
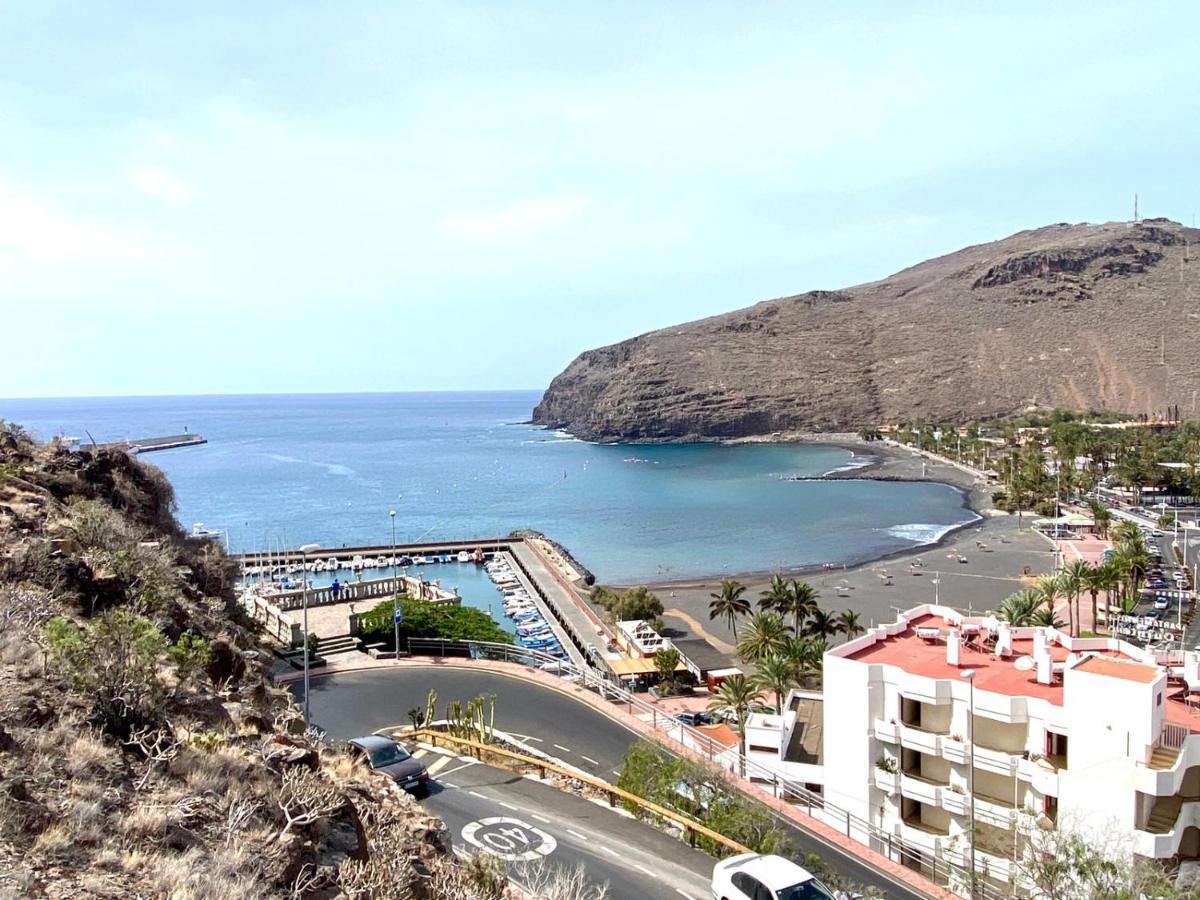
[92,433,207,454]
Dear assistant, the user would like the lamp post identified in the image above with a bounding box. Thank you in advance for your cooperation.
[299,542,321,725]
[961,668,977,899]
[389,510,400,658]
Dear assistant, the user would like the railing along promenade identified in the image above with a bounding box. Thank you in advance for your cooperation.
[402,638,1001,900]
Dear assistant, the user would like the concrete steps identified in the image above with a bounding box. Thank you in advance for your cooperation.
[1145,795,1183,834]
[1149,745,1181,770]
[315,634,361,656]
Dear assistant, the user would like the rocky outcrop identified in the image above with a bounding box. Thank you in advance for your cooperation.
[534,219,1200,441]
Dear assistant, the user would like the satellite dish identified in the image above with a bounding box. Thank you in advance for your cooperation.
[1014,656,1036,672]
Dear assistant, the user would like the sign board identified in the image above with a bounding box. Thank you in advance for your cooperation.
[394,610,404,625]
[461,817,556,862]
[1111,614,1185,645]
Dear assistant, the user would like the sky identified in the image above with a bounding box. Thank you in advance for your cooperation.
[2,1,1199,398]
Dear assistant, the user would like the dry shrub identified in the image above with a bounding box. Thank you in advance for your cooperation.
[63,795,108,845]
[32,822,73,857]
[127,846,272,900]
[65,731,120,780]
[176,745,251,795]
[121,802,169,844]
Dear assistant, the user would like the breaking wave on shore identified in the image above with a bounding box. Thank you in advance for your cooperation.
[884,521,970,544]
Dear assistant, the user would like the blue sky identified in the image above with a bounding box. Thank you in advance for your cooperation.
[2,1,1198,398]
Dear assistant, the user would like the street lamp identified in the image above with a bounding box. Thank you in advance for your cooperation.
[299,542,320,724]
[389,510,400,658]
[961,668,977,898]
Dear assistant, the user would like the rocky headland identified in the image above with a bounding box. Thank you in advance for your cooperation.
[534,219,1200,442]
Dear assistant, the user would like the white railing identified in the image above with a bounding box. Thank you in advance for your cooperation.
[1159,721,1189,751]
[266,574,456,611]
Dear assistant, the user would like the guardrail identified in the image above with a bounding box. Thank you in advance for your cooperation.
[401,727,750,855]
[399,638,1005,899]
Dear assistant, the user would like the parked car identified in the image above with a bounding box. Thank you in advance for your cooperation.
[675,710,714,727]
[1154,596,1170,611]
[712,853,839,900]
[347,736,429,795]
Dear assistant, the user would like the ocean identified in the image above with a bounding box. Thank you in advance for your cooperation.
[1,391,977,589]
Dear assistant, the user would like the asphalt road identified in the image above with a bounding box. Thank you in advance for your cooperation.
[409,744,714,899]
[302,667,928,900]
[302,665,637,777]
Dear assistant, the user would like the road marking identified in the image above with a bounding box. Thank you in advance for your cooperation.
[425,755,454,776]
[634,863,657,878]
[599,846,619,857]
[468,790,488,800]
[462,817,557,862]
[553,743,571,753]
[612,770,621,777]
[530,813,551,824]
[580,754,599,766]
[498,801,518,811]
[676,890,698,900]
[442,781,459,789]
[566,829,587,841]
[438,760,480,778]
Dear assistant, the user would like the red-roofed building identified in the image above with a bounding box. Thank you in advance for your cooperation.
[823,604,1200,890]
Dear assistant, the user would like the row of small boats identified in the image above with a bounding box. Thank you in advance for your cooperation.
[485,559,566,661]
[243,549,484,578]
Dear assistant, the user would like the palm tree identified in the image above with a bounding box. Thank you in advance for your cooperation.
[1086,499,1111,539]
[805,607,838,641]
[707,674,759,775]
[1034,575,1065,633]
[708,580,750,640]
[1081,563,1108,634]
[758,573,791,614]
[736,611,789,665]
[1030,607,1065,629]
[836,609,864,640]
[786,635,827,687]
[1060,559,1091,636]
[751,654,797,714]
[787,580,820,636]
[997,588,1042,626]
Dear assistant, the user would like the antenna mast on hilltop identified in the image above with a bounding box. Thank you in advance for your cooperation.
[1134,193,1139,222]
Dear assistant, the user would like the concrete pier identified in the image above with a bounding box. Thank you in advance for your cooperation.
[92,433,207,454]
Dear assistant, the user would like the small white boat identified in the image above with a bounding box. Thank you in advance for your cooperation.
[190,522,223,540]
[457,551,471,563]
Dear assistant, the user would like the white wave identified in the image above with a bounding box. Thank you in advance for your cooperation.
[822,453,875,476]
[885,522,960,544]
[264,453,355,478]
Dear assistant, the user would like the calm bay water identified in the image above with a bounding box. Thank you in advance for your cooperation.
[1,391,977,585]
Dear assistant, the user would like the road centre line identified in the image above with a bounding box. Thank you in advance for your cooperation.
[566,829,587,841]
[580,754,599,766]
[599,846,619,857]
[530,813,551,824]
[499,801,518,811]
[553,743,571,753]
[634,863,657,878]
[468,790,487,800]
[437,760,480,778]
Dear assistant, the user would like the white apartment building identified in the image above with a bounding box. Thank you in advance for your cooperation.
[823,604,1200,891]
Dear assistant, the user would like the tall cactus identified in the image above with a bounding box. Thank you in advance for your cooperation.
[423,689,437,728]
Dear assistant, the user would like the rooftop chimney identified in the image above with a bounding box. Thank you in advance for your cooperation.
[995,622,1013,658]
[947,630,961,667]
[1035,632,1054,685]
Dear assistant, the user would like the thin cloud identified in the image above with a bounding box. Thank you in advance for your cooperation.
[128,165,194,205]
[441,194,590,241]
[0,178,155,265]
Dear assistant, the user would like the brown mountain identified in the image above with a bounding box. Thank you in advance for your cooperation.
[533,218,1200,441]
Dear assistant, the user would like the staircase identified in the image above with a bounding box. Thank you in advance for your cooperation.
[314,634,361,657]
[1149,745,1181,769]
[1145,795,1183,834]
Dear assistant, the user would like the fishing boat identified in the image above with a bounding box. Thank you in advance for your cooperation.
[457,550,471,563]
[190,522,224,541]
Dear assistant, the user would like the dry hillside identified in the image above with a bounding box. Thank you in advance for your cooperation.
[534,219,1200,441]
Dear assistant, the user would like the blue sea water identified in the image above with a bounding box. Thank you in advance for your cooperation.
[1,391,977,588]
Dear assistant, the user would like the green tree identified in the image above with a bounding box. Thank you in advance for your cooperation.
[785,635,826,687]
[736,611,789,665]
[758,573,791,615]
[997,588,1042,626]
[1086,499,1111,538]
[836,609,864,640]
[609,586,664,623]
[707,674,759,775]
[751,654,797,714]
[804,607,839,641]
[1060,559,1091,637]
[653,646,682,693]
[708,579,750,640]
[359,595,513,646]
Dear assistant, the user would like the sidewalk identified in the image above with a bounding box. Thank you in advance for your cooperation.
[281,653,955,900]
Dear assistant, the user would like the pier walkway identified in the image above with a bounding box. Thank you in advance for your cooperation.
[92,433,207,454]
[509,541,611,667]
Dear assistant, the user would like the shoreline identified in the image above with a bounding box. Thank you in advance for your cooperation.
[600,437,998,591]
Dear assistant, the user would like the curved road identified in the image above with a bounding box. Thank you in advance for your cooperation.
[301,666,926,900]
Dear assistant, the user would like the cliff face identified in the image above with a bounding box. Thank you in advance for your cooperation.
[534,219,1200,441]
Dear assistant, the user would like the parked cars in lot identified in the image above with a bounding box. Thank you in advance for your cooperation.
[347,735,429,795]
[1154,596,1170,611]
[675,710,715,727]
[712,853,842,900]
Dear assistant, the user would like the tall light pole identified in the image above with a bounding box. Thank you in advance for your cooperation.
[390,510,400,658]
[961,668,977,899]
[299,542,321,724]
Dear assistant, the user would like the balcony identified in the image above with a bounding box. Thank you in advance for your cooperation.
[873,766,899,795]
[1017,755,1061,797]
[942,735,968,765]
[899,724,945,755]
[873,718,900,744]
[899,816,948,853]
[972,792,1018,829]
[1133,799,1200,858]
[942,787,968,815]
[971,743,1019,777]
[900,771,944,805]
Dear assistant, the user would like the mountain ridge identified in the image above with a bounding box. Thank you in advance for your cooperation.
[533,218,1200,442]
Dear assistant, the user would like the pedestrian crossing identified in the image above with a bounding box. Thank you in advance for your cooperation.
[411,743,480,778]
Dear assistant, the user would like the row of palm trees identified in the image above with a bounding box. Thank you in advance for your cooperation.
[708,576,863,643]
[997,522,1150,633]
